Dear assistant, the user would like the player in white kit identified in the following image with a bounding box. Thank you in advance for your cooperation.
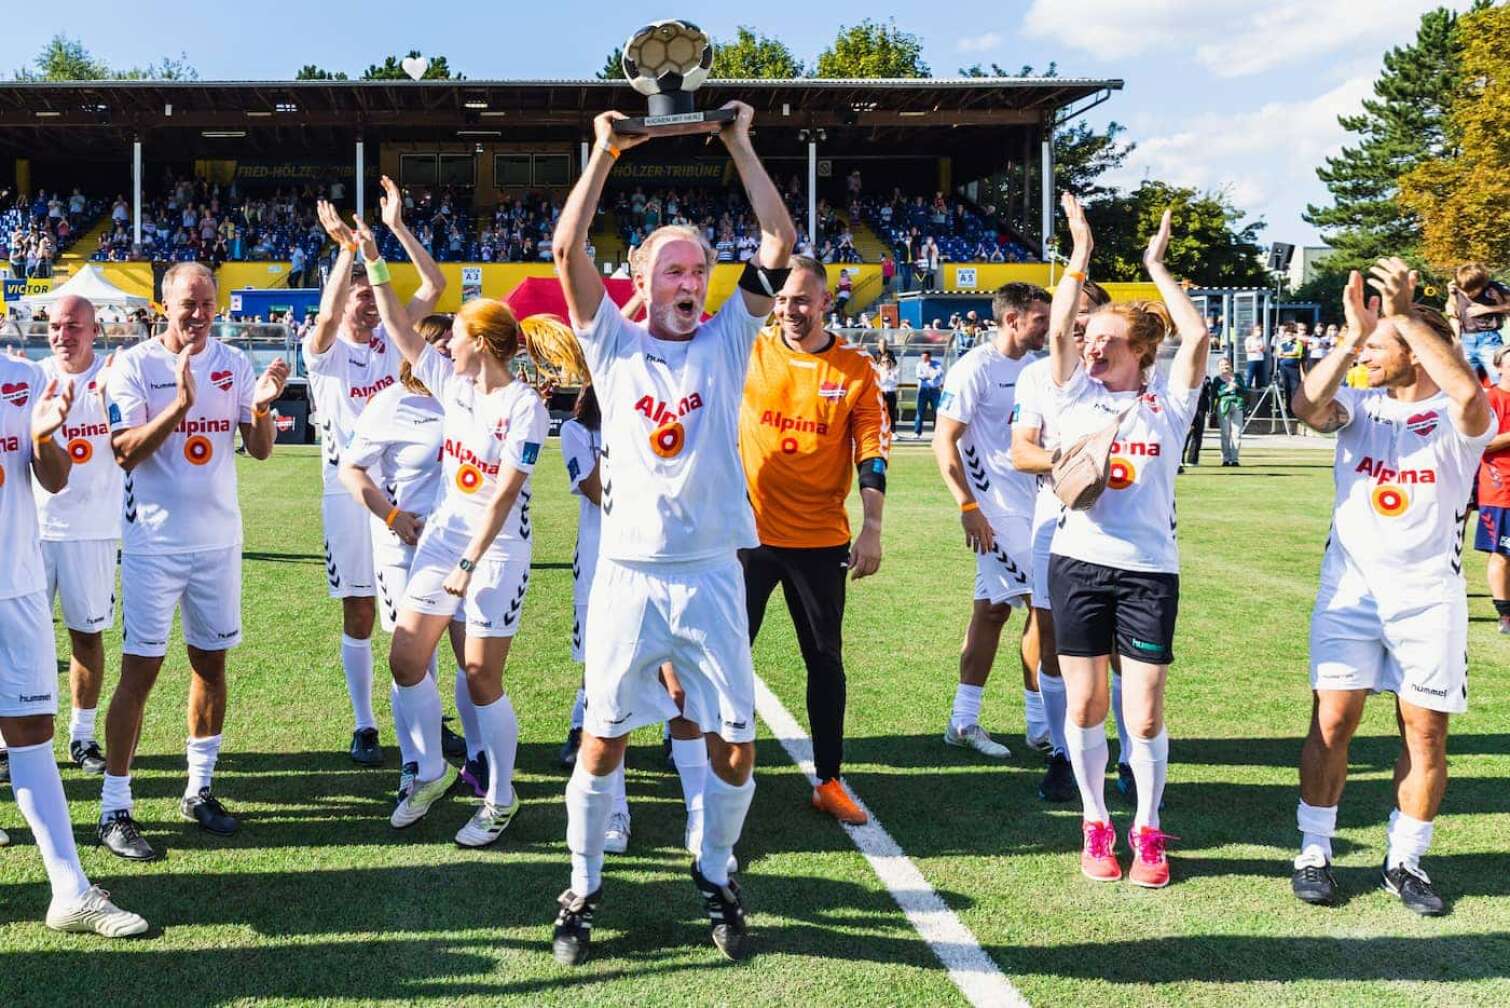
[0,351,147,935]
[97,262,290,862]
[1288,260,1491,916]
[547,102,795,965]
[933,283,1049,759]
[31,295,123,774]
[311,188,444,767]
[350,199,549,850]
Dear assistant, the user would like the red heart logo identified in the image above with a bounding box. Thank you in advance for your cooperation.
[210,370,234,392]
[1,381,29,407]
[1406,411,1437,437]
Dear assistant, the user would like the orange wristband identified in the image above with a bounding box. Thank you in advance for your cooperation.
[384,507,400,528]
[960,501,980,513]
[341,240,357,253]
[598,140,620,160]
[1066,270,1087,283]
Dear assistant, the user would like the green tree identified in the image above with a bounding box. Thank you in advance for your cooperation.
[14,33,198,81]
[815,19,930,78]
[296,65,349,81]
[362,52,460,80]
[1303,5,1483,272]
[596,46,624,81]
[712,26,803,78]
[1081,181,1268,287]
[959,62,1057,78]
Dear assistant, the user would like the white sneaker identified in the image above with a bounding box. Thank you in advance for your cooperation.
[944,722,1012,758]
[46,886,148,937]
[1026,726,1053,752]
[685,821,738,874]
[603,811,631,854]
[390,766,455,828]
[454,791,520,848]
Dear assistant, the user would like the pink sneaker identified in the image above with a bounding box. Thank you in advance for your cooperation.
[1081,820,1121,881]
[1128,825,1176,888]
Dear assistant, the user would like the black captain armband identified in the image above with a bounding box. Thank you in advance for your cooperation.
[738,261,791,298]
[857,457,887,493]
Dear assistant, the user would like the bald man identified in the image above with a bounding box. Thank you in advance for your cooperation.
[97,262,289,861]
[30,296,122,774]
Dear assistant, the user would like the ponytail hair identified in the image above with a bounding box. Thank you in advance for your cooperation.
[1092,300,1173,369]
[456,298,521,363]
[399,313,453,395]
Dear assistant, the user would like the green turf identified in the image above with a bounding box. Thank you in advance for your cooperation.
[2,443,1507,1007]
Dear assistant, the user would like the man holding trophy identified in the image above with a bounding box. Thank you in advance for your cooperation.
[545,19,796,966]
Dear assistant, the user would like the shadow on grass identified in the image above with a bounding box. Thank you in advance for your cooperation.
[242,550,323,565]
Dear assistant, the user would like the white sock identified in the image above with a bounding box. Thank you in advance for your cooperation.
[454,667,483,760]
[185,734,222,797]
[1039,672,1069,755]
[1111,673,1131,763]
[1296,800,1337,864]
[390,682,415,767]
[612,762,629,818]
[100,772,132,818]
[1126,729,1168,830]
[566,763,616,896]
[1386,809,1434,871]
[394,677,444,782]
[570,687,587,731]
[700,772,756,887]
[341,634,376,731]
[474,693,519,808]
[8,742,91,902]
[1024,688,1046,739]
[671,736,708,845]
[950,683,984,731]
[1064,720,1110,823]
[68,707,97,745]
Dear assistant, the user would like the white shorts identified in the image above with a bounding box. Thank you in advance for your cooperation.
[43,538,117,633]
[1030,487,1060,610]
[0,591,59,717]
[583,556,756,743]
[402,529,531,639]
[322,493,375,599]
[374,546,415,635]
[975,511,1034,606]
[1308,554,1468,714]
[121,548,243,657]
[572,602,589,664]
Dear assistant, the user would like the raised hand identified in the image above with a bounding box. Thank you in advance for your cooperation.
[1143,208,1173,272]
[254,357,290,409]
[1341,270,1381,345]
[717,100,755,146]
[317,200,355,247]
[594,110,649,153]
[378,175,404,231]
[1367,257,1416,319]
[174,345,196,410]
[1061,191,1092,265]
[351,214,379,261]
[31,376,74,441]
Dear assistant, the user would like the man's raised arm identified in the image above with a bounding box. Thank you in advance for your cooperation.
[554,112,649,329]
[308,200,355,357]
[377,175,446,318]
[1294,271,1374,433]
[718,101,796,317]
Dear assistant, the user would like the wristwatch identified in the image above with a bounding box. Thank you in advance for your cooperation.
[458,558,476,573]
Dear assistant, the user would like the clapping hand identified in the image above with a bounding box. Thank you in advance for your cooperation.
[1061,192,1093,262]
[378,176,405,232]
[1341,270,1381,345]
[1143,208,1173,272]
[316,200,354,247]
[31,376,74,441]
[1367,257,1417,320]
[254,358,290,410]
[174,345,196,410]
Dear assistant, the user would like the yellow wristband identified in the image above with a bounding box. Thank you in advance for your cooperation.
[364,258,392,286]
[960,501,980,513]
[385,507,400,528]
[598,139,620,160]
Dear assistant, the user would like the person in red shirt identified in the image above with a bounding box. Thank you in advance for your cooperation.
[1474,345,1510,633]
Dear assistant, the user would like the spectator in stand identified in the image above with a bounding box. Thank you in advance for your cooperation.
[1275,322,1305,413]
[1475,346,1510,634]
[1212,357,1248,466]
[835,269,852,321]
[1305,322,1333,373]
[1243,323,1268,388]
[913,350,944,438]
[875,347,900,429]
[1448,263,1510,383]
[111,196,128,227]
[881,252,895,295]
[923,236,941,289]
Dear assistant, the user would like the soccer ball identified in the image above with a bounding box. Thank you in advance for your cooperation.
[622,20,714,98]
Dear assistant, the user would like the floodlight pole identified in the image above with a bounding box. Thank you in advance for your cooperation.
[355,139,365,218]
[1040,123,1054,261]
[807,139,817,254]
[132,137,142,248]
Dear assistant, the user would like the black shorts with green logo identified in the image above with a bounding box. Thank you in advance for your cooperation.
[1048,555,1179,664]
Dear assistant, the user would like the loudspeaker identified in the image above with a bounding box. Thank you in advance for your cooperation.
[1267,242,1296,273]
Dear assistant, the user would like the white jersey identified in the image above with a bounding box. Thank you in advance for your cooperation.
[33,355,123,541]
[938,342,1036,519]
[1012,355,1065,453]
[1049,368,1200,574]
[303,327,399,495]
[0,357,47,599]
[107,337,256,555]
[343,382,445,563]
[1327,387,1492,582]
[411,345,547,561]
[560,417,602,606]
[576,292,763,564]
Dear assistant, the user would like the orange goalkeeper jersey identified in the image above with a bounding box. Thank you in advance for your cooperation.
[740,329,892,548]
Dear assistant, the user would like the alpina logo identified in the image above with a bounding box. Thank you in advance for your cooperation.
[1406,411,1438,437]
[210,369,234,392]
[2,382,29,407]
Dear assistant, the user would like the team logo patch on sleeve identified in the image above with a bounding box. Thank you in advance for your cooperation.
[108,402,122,425]
[521,442,540,465]
[939,391,956,410]
[567,457,580,481]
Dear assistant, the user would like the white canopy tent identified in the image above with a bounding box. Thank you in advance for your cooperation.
[17,264,150,318]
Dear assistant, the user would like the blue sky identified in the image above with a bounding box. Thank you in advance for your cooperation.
[7,0,1470,246]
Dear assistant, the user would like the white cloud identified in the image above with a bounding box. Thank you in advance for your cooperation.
[1098,74,1373,240]
[1024,0,1449,77]
[956,31,1004,54]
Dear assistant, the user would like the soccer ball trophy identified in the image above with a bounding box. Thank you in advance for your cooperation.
[614,19,736,137]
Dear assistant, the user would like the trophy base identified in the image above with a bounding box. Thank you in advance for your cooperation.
[612,107,737,137]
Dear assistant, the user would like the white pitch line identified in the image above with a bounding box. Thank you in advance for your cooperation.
[752,674,1029,1008]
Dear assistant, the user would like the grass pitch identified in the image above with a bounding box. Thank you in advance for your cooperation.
[2,443,1508,1007]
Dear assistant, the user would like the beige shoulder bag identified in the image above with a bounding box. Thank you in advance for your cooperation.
[1050,398,1139,511]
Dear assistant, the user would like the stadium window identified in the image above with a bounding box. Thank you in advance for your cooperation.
[438,154,476,188]
[400,154,438,188]
[495,154,532,188]
[533,154,569,187]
